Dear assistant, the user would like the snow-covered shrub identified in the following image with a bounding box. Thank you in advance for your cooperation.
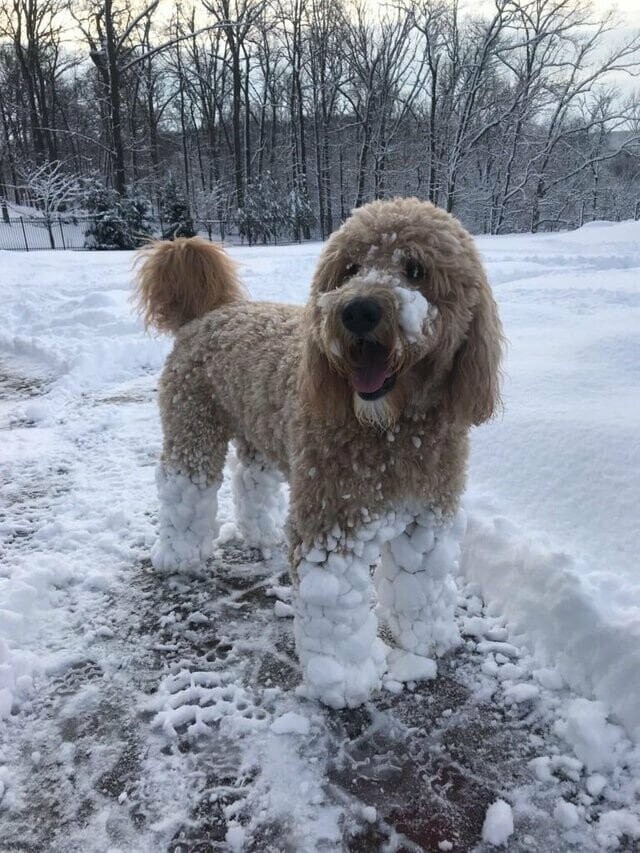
[194,183,230,238]
[81,178,151,250]
[236,174,288,244]
[287,184,314,241]
[236,175,315,244]
[160,174,195,239]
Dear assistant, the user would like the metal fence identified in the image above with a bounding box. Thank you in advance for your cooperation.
[0,215,231,251]
[0,215,319,251]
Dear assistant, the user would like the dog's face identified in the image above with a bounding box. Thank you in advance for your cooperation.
[301,198,503,429]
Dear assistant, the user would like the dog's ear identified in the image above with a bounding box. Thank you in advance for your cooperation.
[447,277,503,426]
[310,241,345,295]
[298,323,350,423]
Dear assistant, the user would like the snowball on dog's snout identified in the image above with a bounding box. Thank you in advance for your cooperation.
[395,286,434,344]
[136,197,503,709]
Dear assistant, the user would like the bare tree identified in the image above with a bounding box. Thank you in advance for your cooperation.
[202,0,266,208]
[17,158,78,245]
[0,0,71,163]
[339,3,422,208]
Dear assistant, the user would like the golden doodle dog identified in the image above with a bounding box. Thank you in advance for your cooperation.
[136,198,503,708]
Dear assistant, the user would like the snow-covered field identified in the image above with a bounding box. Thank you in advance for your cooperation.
[0,222,639,850]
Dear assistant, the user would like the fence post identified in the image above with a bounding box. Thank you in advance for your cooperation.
[58,217,66,250]
[20,217,29,251]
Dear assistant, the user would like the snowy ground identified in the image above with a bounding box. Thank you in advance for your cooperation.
[0,223,639,851]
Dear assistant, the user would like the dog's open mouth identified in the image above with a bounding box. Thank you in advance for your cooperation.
[351,340,396,400]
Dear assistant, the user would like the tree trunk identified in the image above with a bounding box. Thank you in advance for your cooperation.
[229,34,244,207]
[104,0,126,195]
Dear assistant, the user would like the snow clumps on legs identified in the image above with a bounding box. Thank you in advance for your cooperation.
[293,520,391,709]
[292,506,461,708]
[375,507,463,661]
[230,443,286,550]
[151,467,221,572]
[150,361,230,574]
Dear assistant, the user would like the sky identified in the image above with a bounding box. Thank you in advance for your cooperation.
[604,0,640,27]
[471,0,640,27]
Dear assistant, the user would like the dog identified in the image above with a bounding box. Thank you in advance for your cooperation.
[135,198,503,708]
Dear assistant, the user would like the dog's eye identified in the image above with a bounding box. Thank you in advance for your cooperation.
[405,258,425,281]
[342,263,360,281]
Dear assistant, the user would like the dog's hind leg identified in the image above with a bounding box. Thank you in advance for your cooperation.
[151,363,229,573]
[231,441,285,551]
[375,507,463,670]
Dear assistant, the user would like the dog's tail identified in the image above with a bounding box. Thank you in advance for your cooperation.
[134,237,245,334]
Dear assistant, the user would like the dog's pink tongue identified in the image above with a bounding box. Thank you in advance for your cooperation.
[353,342,390,393]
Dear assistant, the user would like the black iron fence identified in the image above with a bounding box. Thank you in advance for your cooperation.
[0,215,233,251]
[0,215,320,251]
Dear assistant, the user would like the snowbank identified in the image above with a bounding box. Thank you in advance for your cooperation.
[462,503,640,740]
[463,220,640,740]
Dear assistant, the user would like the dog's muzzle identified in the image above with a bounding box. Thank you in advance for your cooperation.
[340,297,397,400]
[351,339,396,400]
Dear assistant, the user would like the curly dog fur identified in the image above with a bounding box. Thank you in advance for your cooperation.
[136,198,503,708]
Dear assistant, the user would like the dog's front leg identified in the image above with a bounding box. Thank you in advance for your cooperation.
[291,521,392,709]
[375,508,463,667]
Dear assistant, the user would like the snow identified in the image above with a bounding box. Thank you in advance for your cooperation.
[503,683,540,704]
[463,221,640,741]
[274,600,294,618]
[586,773,608,798]
[225,823,246,851]
[482,798,514,845]
[395,285,432,342]
[596,809,640,849]
[361,805,377,823]
[375,508,461,657]
[554,698,627,773]
[1,220,640,848]
[554,798,580,828]
[230,451,285,549]
[294,525,388,708]
[152,468,220,572]
[386,649,437,682]
[293,506,461,707]
[270,711,310,735]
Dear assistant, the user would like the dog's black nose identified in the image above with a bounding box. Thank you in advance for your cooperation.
[341,298,382,335]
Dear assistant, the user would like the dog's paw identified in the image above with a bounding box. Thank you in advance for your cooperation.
[296,639,388,709]
[385,648,437,683]
[150,536,215,574]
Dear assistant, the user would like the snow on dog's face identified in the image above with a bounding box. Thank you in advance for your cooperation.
[300,198,503,429]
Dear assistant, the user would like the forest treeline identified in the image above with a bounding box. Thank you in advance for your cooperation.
[1,0,640,242]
